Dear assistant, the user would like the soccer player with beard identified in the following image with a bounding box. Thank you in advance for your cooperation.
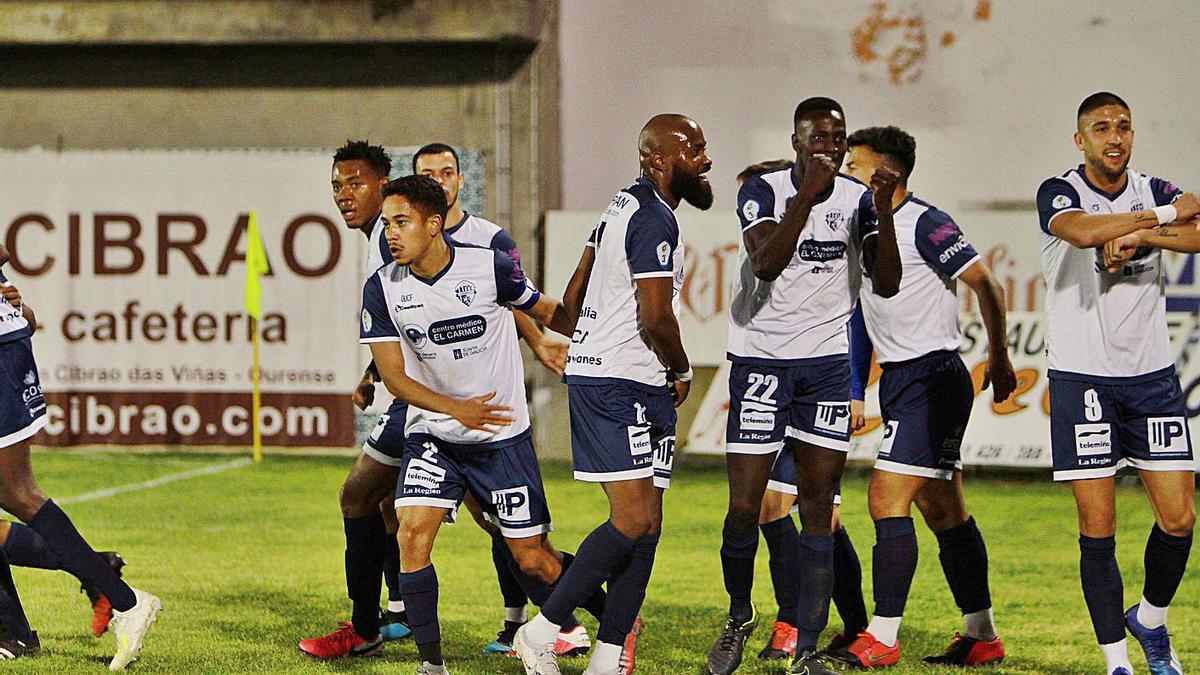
[707,97,902,675]
[1039,92,1198,675]
[514,114,713,675]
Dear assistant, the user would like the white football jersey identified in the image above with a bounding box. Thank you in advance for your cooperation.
[1037,167,1182,379]
[360,240,541,447]
[0,267,30,344]
[564,177,684,389]
[362,214,390,278]
[728,169,877,363]
[860,195,979,363]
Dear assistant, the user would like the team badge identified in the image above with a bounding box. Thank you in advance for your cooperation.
[825,209,844,230]
[1052,195,1072,209]
[455,280,477,306]
[742,200,759,221]
[656,241,671,266]
[361,308,372,332]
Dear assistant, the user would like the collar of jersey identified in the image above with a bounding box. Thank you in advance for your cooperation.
[409,235,457,286]
[1075,164,1129,201]
[635,176,673,209]
[443,212,470,236]
[890,192,914,213]
[361,212,382,239]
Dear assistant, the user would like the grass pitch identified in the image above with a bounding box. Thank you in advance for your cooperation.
[7,450,1197,674]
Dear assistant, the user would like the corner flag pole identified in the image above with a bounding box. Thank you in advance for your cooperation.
[244,210,270,463]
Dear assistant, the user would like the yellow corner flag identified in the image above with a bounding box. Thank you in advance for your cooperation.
[244,211,270,462]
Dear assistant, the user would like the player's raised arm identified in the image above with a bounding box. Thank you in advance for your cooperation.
[1104,219,1200,271]
[742,152,835,282]
[1044,188,1200,249]
[864,166,903,297]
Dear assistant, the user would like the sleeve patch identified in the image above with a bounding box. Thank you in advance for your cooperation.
[656,241,671,266]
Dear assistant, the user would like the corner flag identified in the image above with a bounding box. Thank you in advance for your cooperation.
[244,211,270,462]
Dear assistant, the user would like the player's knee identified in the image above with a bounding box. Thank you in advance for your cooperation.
[725,505,759,533]
[0,488,45,522]
[611,512,656,540]
[1158,508,1196,537]
[511,545,554,582]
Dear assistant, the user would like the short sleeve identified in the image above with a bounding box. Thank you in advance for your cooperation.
[856,190,880,243]
[0,267,8,284]
[626,206,679,279]
[1036,177,1083,234]
[494,249,541,310]
[360,274,401,343]
[914,209,980,279]
[489,228,523,267]
[736,175,776,231]
[848,303,873,401]
[1149,176,1184,207]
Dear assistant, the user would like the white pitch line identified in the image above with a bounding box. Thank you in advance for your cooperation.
[58,457,254,505]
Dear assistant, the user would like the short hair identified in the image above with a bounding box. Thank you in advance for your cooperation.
[1077,92,1130,122]
[737,159,794,185]
[412,143,460,173]
[332,140,391,178]
[793,97,844,128]
[847,126,917,178]
[381,175,449,223]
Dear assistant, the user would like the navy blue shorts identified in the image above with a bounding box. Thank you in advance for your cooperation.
[765,447,842,505]
[363,398,409,467]
[394,431,552,538]
[0,338,47,448]
[1049,367,1195,481]
[874,351,974,480]
[568,382,677,489]
[725,357,851,455]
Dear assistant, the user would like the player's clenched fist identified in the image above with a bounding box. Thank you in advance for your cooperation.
[982,356,1017,404]
[870,165,902,212]
[797,153,839,202]
[1172,192,1200,221]
[450,391,514,433]
[1,283,22,309]
[1103,232,1141,271]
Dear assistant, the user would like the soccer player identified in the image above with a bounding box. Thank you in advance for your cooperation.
[830,125,1014,668]
[0,247,160,669]
[709,97,902,675]
[361,174,578,675]
[1038,92,1197,675]
[731,161,869,664]
[513,113,711,675]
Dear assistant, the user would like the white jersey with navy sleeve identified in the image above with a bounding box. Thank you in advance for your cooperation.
[564,177,683,389]
[1037,167,1182,378]
[860,196,979,363]
[446,213,522,262]
[0,267,31,344]
[728,169,877,363]
[359,240,541,447]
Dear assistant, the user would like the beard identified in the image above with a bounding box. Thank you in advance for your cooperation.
[1087,152,1129,181]
[670,168,714,210]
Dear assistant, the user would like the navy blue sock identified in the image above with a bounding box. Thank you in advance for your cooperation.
[794,533,835,652]
[1143,525,1192,608]
[1079,535,1125,644]
[400,565,442,664]
[4,523,61,571]
[761,516,799,625]
[383,530,403,603]
[0,550,32,642]
[598,533,659,645]
[561,551,608,622]
[27,500,135,612]
[872,517,918,618]
[540,521,634,627]
[491,533,529,609]
[343,514,385,638]
[934,517,992,614]
[720,515,759,622]
[832,526,868,634]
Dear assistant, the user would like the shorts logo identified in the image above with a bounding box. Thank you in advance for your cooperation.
[1147,417,1188,454]
[403,324,428,348]
[627,425,652,456]
[824,209,844,230]
[404,458,446,490]
[492,486,531,523]
[1052,194,1072,210]
[814,402,850,435]
[742,200,759,222]
[455,280,477,306]
[1074,423,1112,457]
[654,436,676,475]
[878,420,899,456]
[23,370,35,386]
[361,309,372,333]
[656,241,671,267]
[739,409,775,431]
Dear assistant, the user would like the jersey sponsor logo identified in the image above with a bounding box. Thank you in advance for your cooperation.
[938,238,971,264]
[1052,194,1072,210]
[429,315,486,345]
[814,401,850,434]
[824,209,844,230]
[878,420,898,456]
[1147,417,1189,454]
[1074,423,1111,457]
[403,324,428,348]
[361,308,373,333]
[798,239,848,263]
[742,199,760,222]
[452,345,488,360]
[492,486,532,523]
[927,221,960,245]
[454,281,477,306]
[656,241,671,266]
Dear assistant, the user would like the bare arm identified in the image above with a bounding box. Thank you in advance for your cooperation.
[1052,193,1200,248]
[521,294,575,339]
[864,167,903,297]
[368,341,513,433]
[958,261,1016,403]
[561,245,595,327]
[636,276,691,406]
[744,155,838,281]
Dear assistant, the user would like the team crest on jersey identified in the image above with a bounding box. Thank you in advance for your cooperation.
[455,280,477,306]
[361,309,372,333]
[824,209,844,230]
[403,324,428,348]
[656,241,671,266]
[1051,195,1072,210]
[742,200,760,221]
[1131,201,1144,212]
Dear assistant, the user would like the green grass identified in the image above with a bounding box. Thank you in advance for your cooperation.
[7,450,1198,673]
